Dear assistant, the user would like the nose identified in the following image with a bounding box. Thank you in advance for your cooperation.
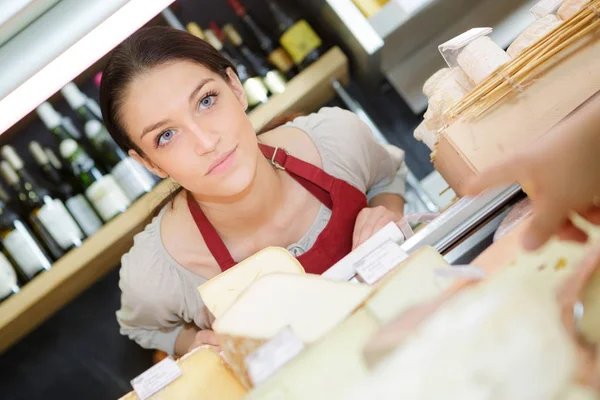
[191,123,219,155]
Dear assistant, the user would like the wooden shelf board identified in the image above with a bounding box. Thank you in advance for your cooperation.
[0,46,349,354]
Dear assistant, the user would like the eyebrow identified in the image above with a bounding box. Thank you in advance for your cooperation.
[139,78,215,139]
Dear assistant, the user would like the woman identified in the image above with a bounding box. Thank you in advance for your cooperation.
[101,26,408,356]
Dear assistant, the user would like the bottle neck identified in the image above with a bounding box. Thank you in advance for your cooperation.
[241,14,273,53]
[268,1,295,32]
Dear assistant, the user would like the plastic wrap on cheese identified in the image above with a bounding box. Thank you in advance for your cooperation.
[507,15,563,58]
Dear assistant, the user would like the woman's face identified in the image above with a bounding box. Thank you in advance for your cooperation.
[121,60,258,199]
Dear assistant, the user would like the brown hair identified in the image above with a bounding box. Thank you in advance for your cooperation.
[99,26,301,213]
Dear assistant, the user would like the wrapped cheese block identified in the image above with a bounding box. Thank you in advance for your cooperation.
[507,14,563,57]
[364,246,453,325]
[119,347,247,400]
[199,247,304,319]
[558,0,591,20]
[351,275,577,400]
[422,68,451,97]
[413,121,437,150]
[457,36,511,84]
[213,273,372,388]
[245,309,380,400]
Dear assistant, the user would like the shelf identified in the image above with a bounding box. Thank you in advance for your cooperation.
[0,46,349,354]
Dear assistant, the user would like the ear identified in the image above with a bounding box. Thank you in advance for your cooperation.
[128,149,168,179]
[226,67,248,111]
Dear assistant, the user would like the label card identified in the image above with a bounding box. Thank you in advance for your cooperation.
[245,326,305,387]
[131,356,181,400]
[355,239,409,285]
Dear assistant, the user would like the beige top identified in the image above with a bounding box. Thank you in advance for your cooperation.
[116,107,408,354]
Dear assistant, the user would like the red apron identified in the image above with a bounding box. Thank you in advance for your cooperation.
[187,144,367,274]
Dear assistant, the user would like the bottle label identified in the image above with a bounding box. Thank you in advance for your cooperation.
[3,221,51,279]
[0,253,18,299]
[111,158,155,201]
[263,71,287,95]
[66,195,103,236]
[37,198,84,250]
[280,20,322,65]
[85,175,131,222]
[268,48,295,74]
[243,77,270,106]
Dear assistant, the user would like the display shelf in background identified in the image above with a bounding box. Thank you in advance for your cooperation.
[0,46,349,354]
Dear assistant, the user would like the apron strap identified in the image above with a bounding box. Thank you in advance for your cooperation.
[186,192,236,269]
[259,144,333,209]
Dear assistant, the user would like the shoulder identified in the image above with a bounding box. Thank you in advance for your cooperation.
[259,107,372,169]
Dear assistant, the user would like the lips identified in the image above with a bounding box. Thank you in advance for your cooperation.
[206,147,237,175]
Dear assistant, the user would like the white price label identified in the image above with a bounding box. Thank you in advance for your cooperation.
[245,326,305,387]
[131,356,181,400]
[355,239,408,285]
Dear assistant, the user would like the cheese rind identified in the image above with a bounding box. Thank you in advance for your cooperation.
[365,246,452,326]
[457,36,510,84]
[119,347,247,400]
[507,15,563,58]
[213,273,372,388]
[199,247,304,319]
[558,0,591,20]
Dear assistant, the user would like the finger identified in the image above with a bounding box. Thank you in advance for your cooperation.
[356,215,388,250]
[464,155,525,196]
[352,209,369,248]
[522,200,568,251]
[557,220,588,243]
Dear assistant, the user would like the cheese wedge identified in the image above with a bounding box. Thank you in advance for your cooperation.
[422,68,451,97]
[119,346,246,400]
[350,274,576,400]
[457,36,510,84]
[365,246,453,325]
[199,247,304,318]
[558,0,591,20]
[507,15,563,58]
[245,309,380,400]
[213,273,372,388]
[413,121,437,150]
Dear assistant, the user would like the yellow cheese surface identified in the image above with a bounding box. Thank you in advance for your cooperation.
[199,247,304,318]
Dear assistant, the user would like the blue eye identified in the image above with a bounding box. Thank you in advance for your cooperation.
[157,129,175,146]
[199,94,216,110]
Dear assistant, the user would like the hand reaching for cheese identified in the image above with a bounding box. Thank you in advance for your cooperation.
[466,93,600,251]
[188,329,221,354]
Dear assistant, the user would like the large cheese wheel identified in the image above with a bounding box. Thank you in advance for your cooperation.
[558,0,591,20]
[365,246,452,325]
[199,247,304,319]
[119,347,247,400]
[507,15,563,58]
[213,273,372,388]
[457,36,511,84]
[350,274,576,400]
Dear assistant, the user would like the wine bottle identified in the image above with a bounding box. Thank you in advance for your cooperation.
[221,23,287,95]
[0,161,80,260]
[225,0,297,79]
[161,7,186,31]
[352,0,389,17]
[0,185,52,283]
[1,147,86,252]
[59,139,131,222]
[29,142,103,237]
[204,28,270,109]
[61,82,157,200]
[186,21,205,40]
[267,0,324,70]
[36,102,105,169]
[0,251,20,302]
